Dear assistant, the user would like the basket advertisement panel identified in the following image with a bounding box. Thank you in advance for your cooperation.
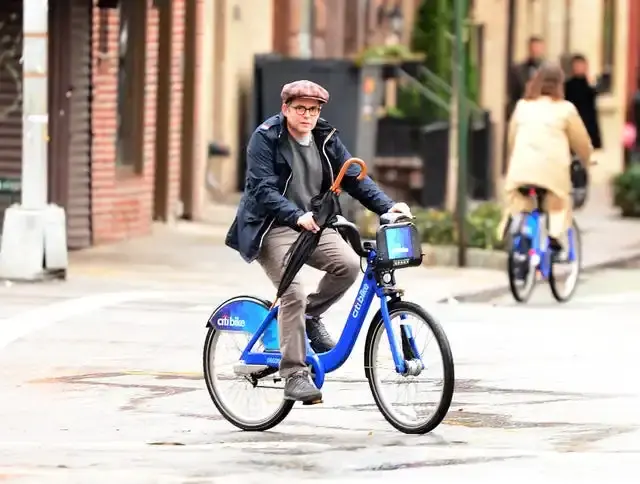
[209,298,279,351]
[385,225,417,260]
[376,222,423,269]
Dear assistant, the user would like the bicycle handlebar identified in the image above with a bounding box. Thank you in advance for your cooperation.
[330,215,369,257]
[330,212,414,259]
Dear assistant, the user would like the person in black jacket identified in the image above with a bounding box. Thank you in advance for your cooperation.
[507,36,545,118]
[564,54,602,149]
[226,80,411,403]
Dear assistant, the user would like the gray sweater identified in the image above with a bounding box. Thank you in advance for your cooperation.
[285,133,324,213]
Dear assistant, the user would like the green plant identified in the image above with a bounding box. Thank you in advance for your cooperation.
[354,44,425,66]
[612,162,640,217]
[357,202,504,251]
[413,207,456,245]
[399,0,480,123]
[466,202,504,250]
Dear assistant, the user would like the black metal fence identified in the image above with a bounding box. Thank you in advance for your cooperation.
[375,111,493,207]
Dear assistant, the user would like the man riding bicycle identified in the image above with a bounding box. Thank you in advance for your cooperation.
[226,80,411,403]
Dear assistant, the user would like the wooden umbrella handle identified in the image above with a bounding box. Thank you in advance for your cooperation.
[330,157,367,194]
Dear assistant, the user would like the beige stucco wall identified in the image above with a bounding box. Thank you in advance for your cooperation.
[473,0,509,198]
[512,0,629,185]
[205,0,275,198]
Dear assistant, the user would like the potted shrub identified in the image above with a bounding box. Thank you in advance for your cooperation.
[612,161,640,217]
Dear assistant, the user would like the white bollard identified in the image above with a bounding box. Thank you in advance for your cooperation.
[0,203,68,281]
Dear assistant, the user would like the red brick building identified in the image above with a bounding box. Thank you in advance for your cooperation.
[91,0,189,244]
[0,0,205,249]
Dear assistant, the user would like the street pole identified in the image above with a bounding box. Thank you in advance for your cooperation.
[454,0,468,267]
[22,2,48,210]
[0,0,68,280]
[298,0,313,58]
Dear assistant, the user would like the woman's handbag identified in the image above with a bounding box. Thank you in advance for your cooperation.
[570,156,589,209]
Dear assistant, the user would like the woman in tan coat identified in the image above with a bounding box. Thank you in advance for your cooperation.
[499,62,593,250]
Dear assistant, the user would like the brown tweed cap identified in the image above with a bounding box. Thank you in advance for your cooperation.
[280,80,330,104]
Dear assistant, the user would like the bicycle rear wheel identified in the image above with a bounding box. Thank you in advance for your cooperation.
[508,234,536,303]
[203,325,293,431]
[364,301,454,434]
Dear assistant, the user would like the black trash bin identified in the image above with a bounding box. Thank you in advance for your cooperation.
[418,121,450,208]
[467,111,493,200]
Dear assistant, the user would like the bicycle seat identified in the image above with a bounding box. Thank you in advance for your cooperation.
[517,185,548,198]
[380,212,412,225]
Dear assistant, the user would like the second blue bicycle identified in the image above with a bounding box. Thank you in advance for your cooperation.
[507,185,582,303]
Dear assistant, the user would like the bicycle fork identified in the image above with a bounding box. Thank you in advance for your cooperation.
[380,300,425,376]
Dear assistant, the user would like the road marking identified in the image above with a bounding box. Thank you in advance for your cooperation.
[0,290,168,350]
[186,304,214,312]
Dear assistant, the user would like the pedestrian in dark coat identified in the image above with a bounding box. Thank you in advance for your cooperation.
[564,54,602,149]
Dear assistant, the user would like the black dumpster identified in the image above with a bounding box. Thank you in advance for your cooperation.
[246,55,387,221]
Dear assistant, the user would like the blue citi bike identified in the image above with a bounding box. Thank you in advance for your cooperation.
[507,185,582,303]
[203,213,455,434]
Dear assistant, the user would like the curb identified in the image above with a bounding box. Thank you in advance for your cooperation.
[438,251,640,304]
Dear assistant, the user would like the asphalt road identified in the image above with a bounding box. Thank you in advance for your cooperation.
[0,265,639,483]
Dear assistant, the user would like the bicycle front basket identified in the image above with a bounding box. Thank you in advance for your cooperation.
[375,221,423,270]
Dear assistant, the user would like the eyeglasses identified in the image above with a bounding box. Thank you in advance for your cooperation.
[290,104,322,117]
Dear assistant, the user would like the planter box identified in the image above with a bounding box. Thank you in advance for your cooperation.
[421,243,507,270]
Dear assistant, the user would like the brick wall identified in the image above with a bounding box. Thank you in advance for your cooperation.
[168,0,185,215]
[90,0,185,244]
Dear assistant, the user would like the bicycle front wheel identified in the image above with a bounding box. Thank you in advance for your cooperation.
[549,218,582,302]
[364,301,454,434]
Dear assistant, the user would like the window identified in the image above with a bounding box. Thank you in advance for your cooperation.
[600,0,615,92]
[111,1,147,171]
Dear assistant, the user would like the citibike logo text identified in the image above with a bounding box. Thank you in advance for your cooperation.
[351,284,369,319]
[216,315,246,328]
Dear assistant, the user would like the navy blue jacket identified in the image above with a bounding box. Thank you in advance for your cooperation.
[226,113,395,263]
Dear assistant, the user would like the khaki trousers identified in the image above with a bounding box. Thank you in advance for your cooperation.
[257,226,360,378]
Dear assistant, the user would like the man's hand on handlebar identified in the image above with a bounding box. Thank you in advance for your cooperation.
[389,202,412,218]
[297,212,320,233]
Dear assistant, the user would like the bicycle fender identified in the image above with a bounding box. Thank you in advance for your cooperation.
[205,295,271,331]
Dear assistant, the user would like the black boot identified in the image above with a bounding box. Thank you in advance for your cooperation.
[305,316,336,353]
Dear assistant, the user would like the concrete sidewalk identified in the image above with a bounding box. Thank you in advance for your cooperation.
[68,221,506,303]
[67,183,640,302]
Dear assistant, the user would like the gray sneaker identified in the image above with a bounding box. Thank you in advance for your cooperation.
[284,370,322,404]
[305,316,336,353]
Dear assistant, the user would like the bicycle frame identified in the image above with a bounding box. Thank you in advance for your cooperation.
[516,208,576,280]
[240,249,413,389]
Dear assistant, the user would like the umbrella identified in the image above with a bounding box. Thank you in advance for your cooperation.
[271,157,367,309]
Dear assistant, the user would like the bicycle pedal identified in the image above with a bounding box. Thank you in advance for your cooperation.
[302,398,323,406]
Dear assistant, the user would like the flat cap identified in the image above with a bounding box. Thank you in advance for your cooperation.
[280,80,330,104]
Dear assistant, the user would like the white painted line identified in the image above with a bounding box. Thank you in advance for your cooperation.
[186,304,215,312]
[0,288,236,350]
[0,290,166,350]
